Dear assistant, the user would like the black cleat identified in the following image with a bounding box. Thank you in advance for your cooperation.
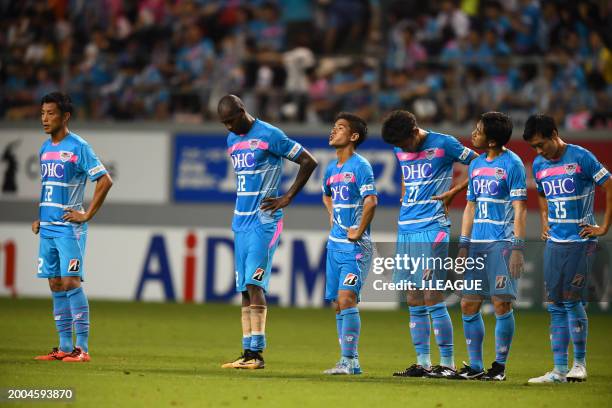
[393,364,431,377]
[481,362,506,381]
[426,365,458,379]
[447,362,485,380]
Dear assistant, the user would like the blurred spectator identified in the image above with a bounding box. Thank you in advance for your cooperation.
[0,0,609,128]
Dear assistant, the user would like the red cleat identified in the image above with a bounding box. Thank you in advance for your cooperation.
[34,347,71,361]
[63,347,91,362]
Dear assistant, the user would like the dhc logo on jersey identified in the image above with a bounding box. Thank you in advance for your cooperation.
[401,163,432,181]
[472,178,500,195]
[40,162,64,178]
[231,152,255,169]
[541,177,575,196]
[331,185,350,201]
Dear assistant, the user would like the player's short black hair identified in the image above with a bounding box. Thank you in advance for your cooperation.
[381,110,418,145]
[523,114,557,141]
[335,112,368,147]
[40,92,73,115]
[480,111,513,147]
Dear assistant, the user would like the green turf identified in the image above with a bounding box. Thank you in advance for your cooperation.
[1,298,611,407]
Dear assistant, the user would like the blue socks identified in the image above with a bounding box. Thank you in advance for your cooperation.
[409,306,431,368]
[52,291,73,352]
[548,303,570,374]
[66,287,89,353]
[564,301,588,366]
[336,313,343,351]
[340,307,360,358]
[494,310,515,365]
[462,312,484,371]
[428,303,454,368]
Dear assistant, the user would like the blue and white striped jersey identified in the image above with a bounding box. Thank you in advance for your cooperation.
[466,149,527,242]
[39,132,107,238]
[533,144,610,242]
[322,153,377,252]
[395,131,476,233]
[227,119,303,232]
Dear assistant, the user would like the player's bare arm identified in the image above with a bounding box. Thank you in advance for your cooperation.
[432,155,478,211]
[347,194,377,241]
[537,191,550,240]
[457,200,476,259]
[63,174,113,223]
[260,149,317,211]
[510,200,527,278]
[579,177,612,238]
[322,194,333,227]
[32,220,40,234]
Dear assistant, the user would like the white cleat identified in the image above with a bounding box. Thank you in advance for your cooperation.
[323,357,361,375]
[566,363,587,382]
[527,370,567,384]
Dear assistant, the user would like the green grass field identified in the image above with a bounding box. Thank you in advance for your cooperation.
[1,298,611,407]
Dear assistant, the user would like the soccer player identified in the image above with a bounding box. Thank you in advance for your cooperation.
[321,113,377,375]
[218,95,317,369]
[33,92,113,362]
[454,112,527,381]
[382,110,477,378]
[524,114,611,384]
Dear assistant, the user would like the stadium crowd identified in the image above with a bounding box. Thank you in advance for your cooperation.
[1,0,611,128]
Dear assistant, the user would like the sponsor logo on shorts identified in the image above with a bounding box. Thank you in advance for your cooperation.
[495,275,507,289]
[252,268,265,282]
[68,259,80,272]
[343,273,358,286]
[571,274,585,288]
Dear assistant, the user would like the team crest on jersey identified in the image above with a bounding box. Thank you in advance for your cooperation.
[343,273,358,286]
[495,168,505,180]
[343,172,354,183]
[495,275,507,289]
[425,148,436,160]
[571,274,585,288]
[422,269,433,281]
[59,151,74,162]
[252,268,265,282]
[68,259,80,272]
[249,139,260,151]
[564,163,578,175]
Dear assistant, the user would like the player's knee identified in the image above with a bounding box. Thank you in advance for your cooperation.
[48,278,63,292]
[337,292,357,310]
[246,284,266,304]
[493,301,512,315]
[461,298,481,315]
[61,277,81,291]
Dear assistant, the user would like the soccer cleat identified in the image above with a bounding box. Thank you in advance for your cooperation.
[324,357,362,375]
[481,362,506,381]
[527,370,567,384]
[241,350,265,369]
[221,351,249,369]
[392,364,431,377]
[447,362,485,380]
[34,347,71,361]
[62,347,90,362]
[566,363,587,382]
[426,365,457,379]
